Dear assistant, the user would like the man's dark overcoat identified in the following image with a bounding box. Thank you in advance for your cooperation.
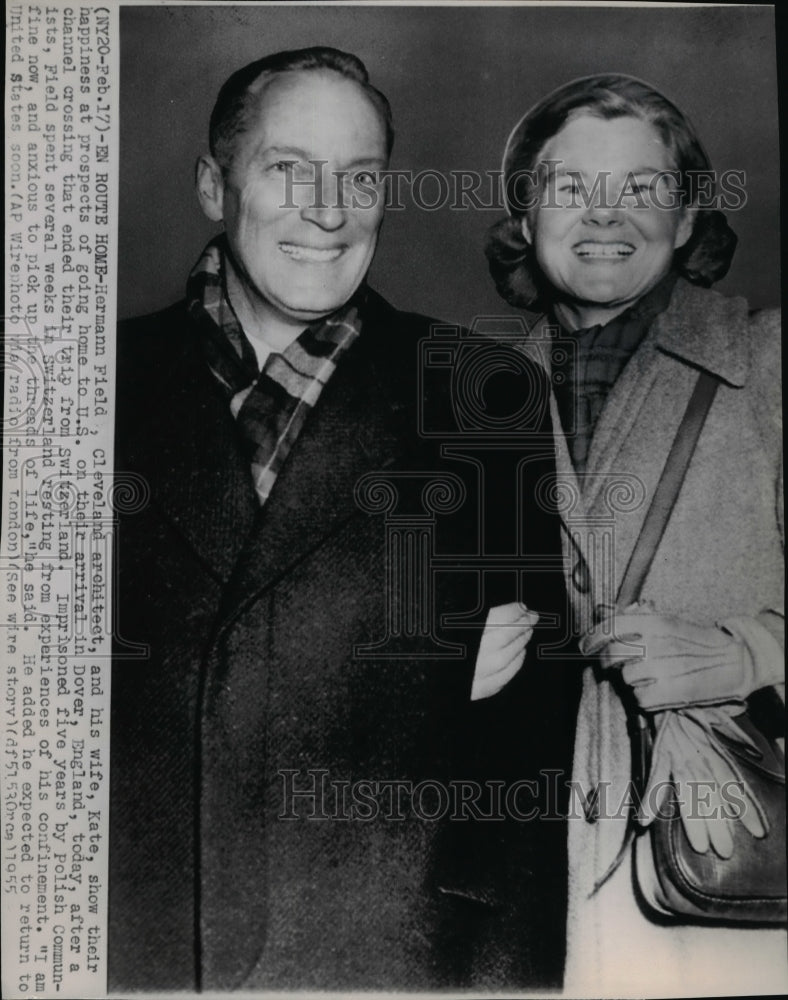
[109,289,579,992]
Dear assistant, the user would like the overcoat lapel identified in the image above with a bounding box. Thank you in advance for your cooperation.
[581,338,665,512]
[118,317,259,581]
[119,298,414,604]
[582,281,749,515]
[214,307,413,637]
[197,299,426,989]
[517,281,752,619]
[517,316,590,561]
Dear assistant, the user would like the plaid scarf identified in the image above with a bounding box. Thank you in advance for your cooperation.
[552,272,678,474]
[187,237,363,504]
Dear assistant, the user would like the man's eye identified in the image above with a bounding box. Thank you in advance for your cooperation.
[353,170,377,186]
[558,181,580,193]
[270,160,296,173]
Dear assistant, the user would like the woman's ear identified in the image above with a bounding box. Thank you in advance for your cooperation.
[519,214,533,245]
[674,204,697,250]
[195,155,225,222]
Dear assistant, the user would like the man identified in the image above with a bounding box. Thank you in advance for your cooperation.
[110,46,576,992]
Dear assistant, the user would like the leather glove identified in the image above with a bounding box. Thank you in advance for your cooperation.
[470,602,539,701]
[580,609,757,711]
[637,706,769,858]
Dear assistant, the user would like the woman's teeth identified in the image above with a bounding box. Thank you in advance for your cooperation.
[574,242,635,258]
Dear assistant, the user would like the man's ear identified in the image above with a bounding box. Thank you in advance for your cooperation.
[196,155,225,222]
[674,204,697,251]
[519,214,533,245]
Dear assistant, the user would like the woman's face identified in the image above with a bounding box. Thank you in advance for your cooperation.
[521,114,695,325]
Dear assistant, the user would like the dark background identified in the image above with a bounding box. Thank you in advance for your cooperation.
[119,4,779,324]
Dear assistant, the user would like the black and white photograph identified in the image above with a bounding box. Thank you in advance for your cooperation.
[2,3,785,998]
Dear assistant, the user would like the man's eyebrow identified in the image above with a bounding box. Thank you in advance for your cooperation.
[258,145,312,160]
[342,156,387,169]
[257,147,386,169]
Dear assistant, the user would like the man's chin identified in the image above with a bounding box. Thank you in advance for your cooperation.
[281,302,348,321]
[278,291,362,323]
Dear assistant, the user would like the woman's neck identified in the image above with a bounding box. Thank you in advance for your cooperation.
[552,298,632,332]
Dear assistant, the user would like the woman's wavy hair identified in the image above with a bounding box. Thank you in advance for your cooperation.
[487,74,737,310]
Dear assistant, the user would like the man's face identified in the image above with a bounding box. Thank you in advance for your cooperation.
[206,70,388,327]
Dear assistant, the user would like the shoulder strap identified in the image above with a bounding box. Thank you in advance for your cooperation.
[617,370,720,609]
[591,370,722,897]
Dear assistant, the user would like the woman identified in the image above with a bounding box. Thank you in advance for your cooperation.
[481,75,785,995]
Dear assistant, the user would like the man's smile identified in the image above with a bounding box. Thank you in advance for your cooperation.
[278,242,346,263]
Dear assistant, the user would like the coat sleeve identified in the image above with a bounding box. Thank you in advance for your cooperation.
[744,307,785,699]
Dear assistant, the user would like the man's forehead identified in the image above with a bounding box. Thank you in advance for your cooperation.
[245,69,386,146]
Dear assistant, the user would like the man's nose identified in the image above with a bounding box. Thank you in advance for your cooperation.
[300,202,346,230]
[299,176,346,230]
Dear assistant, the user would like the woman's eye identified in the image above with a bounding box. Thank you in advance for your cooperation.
[270,160,296,174]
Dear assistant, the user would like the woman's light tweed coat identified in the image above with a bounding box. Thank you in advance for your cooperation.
[522,278,786,997]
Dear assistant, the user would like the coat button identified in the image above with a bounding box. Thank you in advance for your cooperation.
[584,786,600,823]
[594,602,616,626]
[571,560,591,593]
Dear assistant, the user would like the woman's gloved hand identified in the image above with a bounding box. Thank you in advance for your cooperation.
[580,609,759,711]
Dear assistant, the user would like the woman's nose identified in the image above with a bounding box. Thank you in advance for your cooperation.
[583,199,623,226]
[584,192,623,226]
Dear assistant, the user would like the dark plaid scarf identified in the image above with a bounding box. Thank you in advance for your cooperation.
[187,237,363,504]
[552,271,678,474]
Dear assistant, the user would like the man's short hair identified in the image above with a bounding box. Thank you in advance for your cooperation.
[209,46,395,170]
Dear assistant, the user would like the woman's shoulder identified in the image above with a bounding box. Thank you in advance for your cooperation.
[668,278,777,324]
[744,304,781,444]
[746,302,781,360]
[698,286,781,445]
[656,282,780,450]
[662,280,780,374]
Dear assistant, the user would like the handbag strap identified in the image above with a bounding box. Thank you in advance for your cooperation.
[617,370,720,609]
[589,369,720,898]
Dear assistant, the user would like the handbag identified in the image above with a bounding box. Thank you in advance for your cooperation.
[615,370,787,924]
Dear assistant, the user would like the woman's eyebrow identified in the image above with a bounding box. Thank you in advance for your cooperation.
[629,165,672,175]
[548,164,668,177]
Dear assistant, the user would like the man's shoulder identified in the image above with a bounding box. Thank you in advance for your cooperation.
[356,288,450,397]
[363,287,444,342]
[118,291,441,357]
[118,299,191,353]
[116,300,203,401]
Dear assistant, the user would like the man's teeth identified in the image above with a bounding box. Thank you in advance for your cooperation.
[575,243,635,258]
[279,243,343,262]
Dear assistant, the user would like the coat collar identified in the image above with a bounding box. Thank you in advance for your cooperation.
[518,278,750,532]
[118,292,417,604]
[581,280,750,511]
[215,296,412,633]
[524,277,751,388]
[649,279,750,388]
[118,310,259,581]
